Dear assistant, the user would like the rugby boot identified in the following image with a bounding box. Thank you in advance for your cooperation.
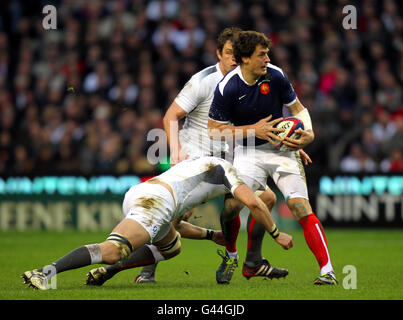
[134,263,157,283]
[21,269,49,290]
[216,249,238,284]
[134,270,156,283]
[242,259,289,280]
[314,271,338,285]
[86,267,116,286]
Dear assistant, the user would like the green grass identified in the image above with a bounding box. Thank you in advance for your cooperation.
[0,229,402,300]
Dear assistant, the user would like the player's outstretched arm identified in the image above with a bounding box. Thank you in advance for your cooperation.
[233,185,293,250]
[208,116,284,144]
[172,219,225,246]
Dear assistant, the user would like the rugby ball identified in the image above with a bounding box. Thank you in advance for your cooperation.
[273,117,304,151]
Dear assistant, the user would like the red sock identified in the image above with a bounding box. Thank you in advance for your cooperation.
[247,217,256,250]
[298,213,331,272]
[224,215,241,253]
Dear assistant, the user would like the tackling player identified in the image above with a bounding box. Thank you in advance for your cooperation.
[22,156,294,290]
[208,30,337,285]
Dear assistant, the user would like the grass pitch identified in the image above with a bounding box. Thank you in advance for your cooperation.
[0,229,402,300]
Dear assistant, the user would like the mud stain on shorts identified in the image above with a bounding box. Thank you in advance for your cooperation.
[135,196,164,227]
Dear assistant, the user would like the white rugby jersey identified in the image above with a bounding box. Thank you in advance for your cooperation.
[175,63,229,156]
[148,156,244,219]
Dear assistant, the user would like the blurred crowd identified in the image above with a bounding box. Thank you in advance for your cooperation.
[0,0,402,177]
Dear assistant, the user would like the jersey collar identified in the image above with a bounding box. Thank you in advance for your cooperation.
[236,66,260,86]
[216,62,225,78]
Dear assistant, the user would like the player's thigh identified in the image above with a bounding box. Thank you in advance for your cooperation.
[111,218,151,251]
[123,182,176,242]
[233,147,267,191]
[275,172,308,200]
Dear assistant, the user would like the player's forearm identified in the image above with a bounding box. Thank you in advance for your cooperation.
[249,197,276,231]
[289,99,313,132]
[287,99,315,148]
[234,185,276,231]
[174,220,214,240]
[208,119,255,139]
[248,197,290,242]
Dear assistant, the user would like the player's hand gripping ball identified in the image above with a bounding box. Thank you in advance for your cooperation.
[273,117,304,151]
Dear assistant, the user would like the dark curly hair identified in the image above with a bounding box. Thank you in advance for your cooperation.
[233,31,272,64]
[217,27,242,54]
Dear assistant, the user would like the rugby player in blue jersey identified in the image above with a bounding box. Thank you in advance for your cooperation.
[208,31,337,285]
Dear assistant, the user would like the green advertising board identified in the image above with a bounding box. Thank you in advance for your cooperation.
[0,175,299,231]
[0,194,228,232]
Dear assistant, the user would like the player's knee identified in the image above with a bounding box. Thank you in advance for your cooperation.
[98,242,120,264]
[287,198,311,220]
[157,231,182,260]
[260,189,276,211]
[103,233,134,263]
[223,197,243,218]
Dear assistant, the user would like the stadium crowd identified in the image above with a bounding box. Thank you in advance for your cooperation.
[0,0,402,176]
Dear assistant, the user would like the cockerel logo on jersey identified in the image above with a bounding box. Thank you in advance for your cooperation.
[260,83,270,94]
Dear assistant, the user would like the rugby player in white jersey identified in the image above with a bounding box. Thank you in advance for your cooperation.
[22,156,294,290]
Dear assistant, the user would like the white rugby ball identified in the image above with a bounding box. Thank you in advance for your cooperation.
[273,117,304,151]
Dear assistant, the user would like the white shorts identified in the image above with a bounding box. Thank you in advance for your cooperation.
[122,183,176,242]
[233,143,308,200]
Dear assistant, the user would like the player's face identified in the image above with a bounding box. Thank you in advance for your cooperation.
[245,44,270,78]
[217,40,237,74]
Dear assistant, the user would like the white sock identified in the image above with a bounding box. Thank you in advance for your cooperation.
[320,260,335,277]
[226,250,238,259]
[85,244,102,264]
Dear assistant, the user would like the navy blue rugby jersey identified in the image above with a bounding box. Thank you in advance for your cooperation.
[209,63,297,146]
